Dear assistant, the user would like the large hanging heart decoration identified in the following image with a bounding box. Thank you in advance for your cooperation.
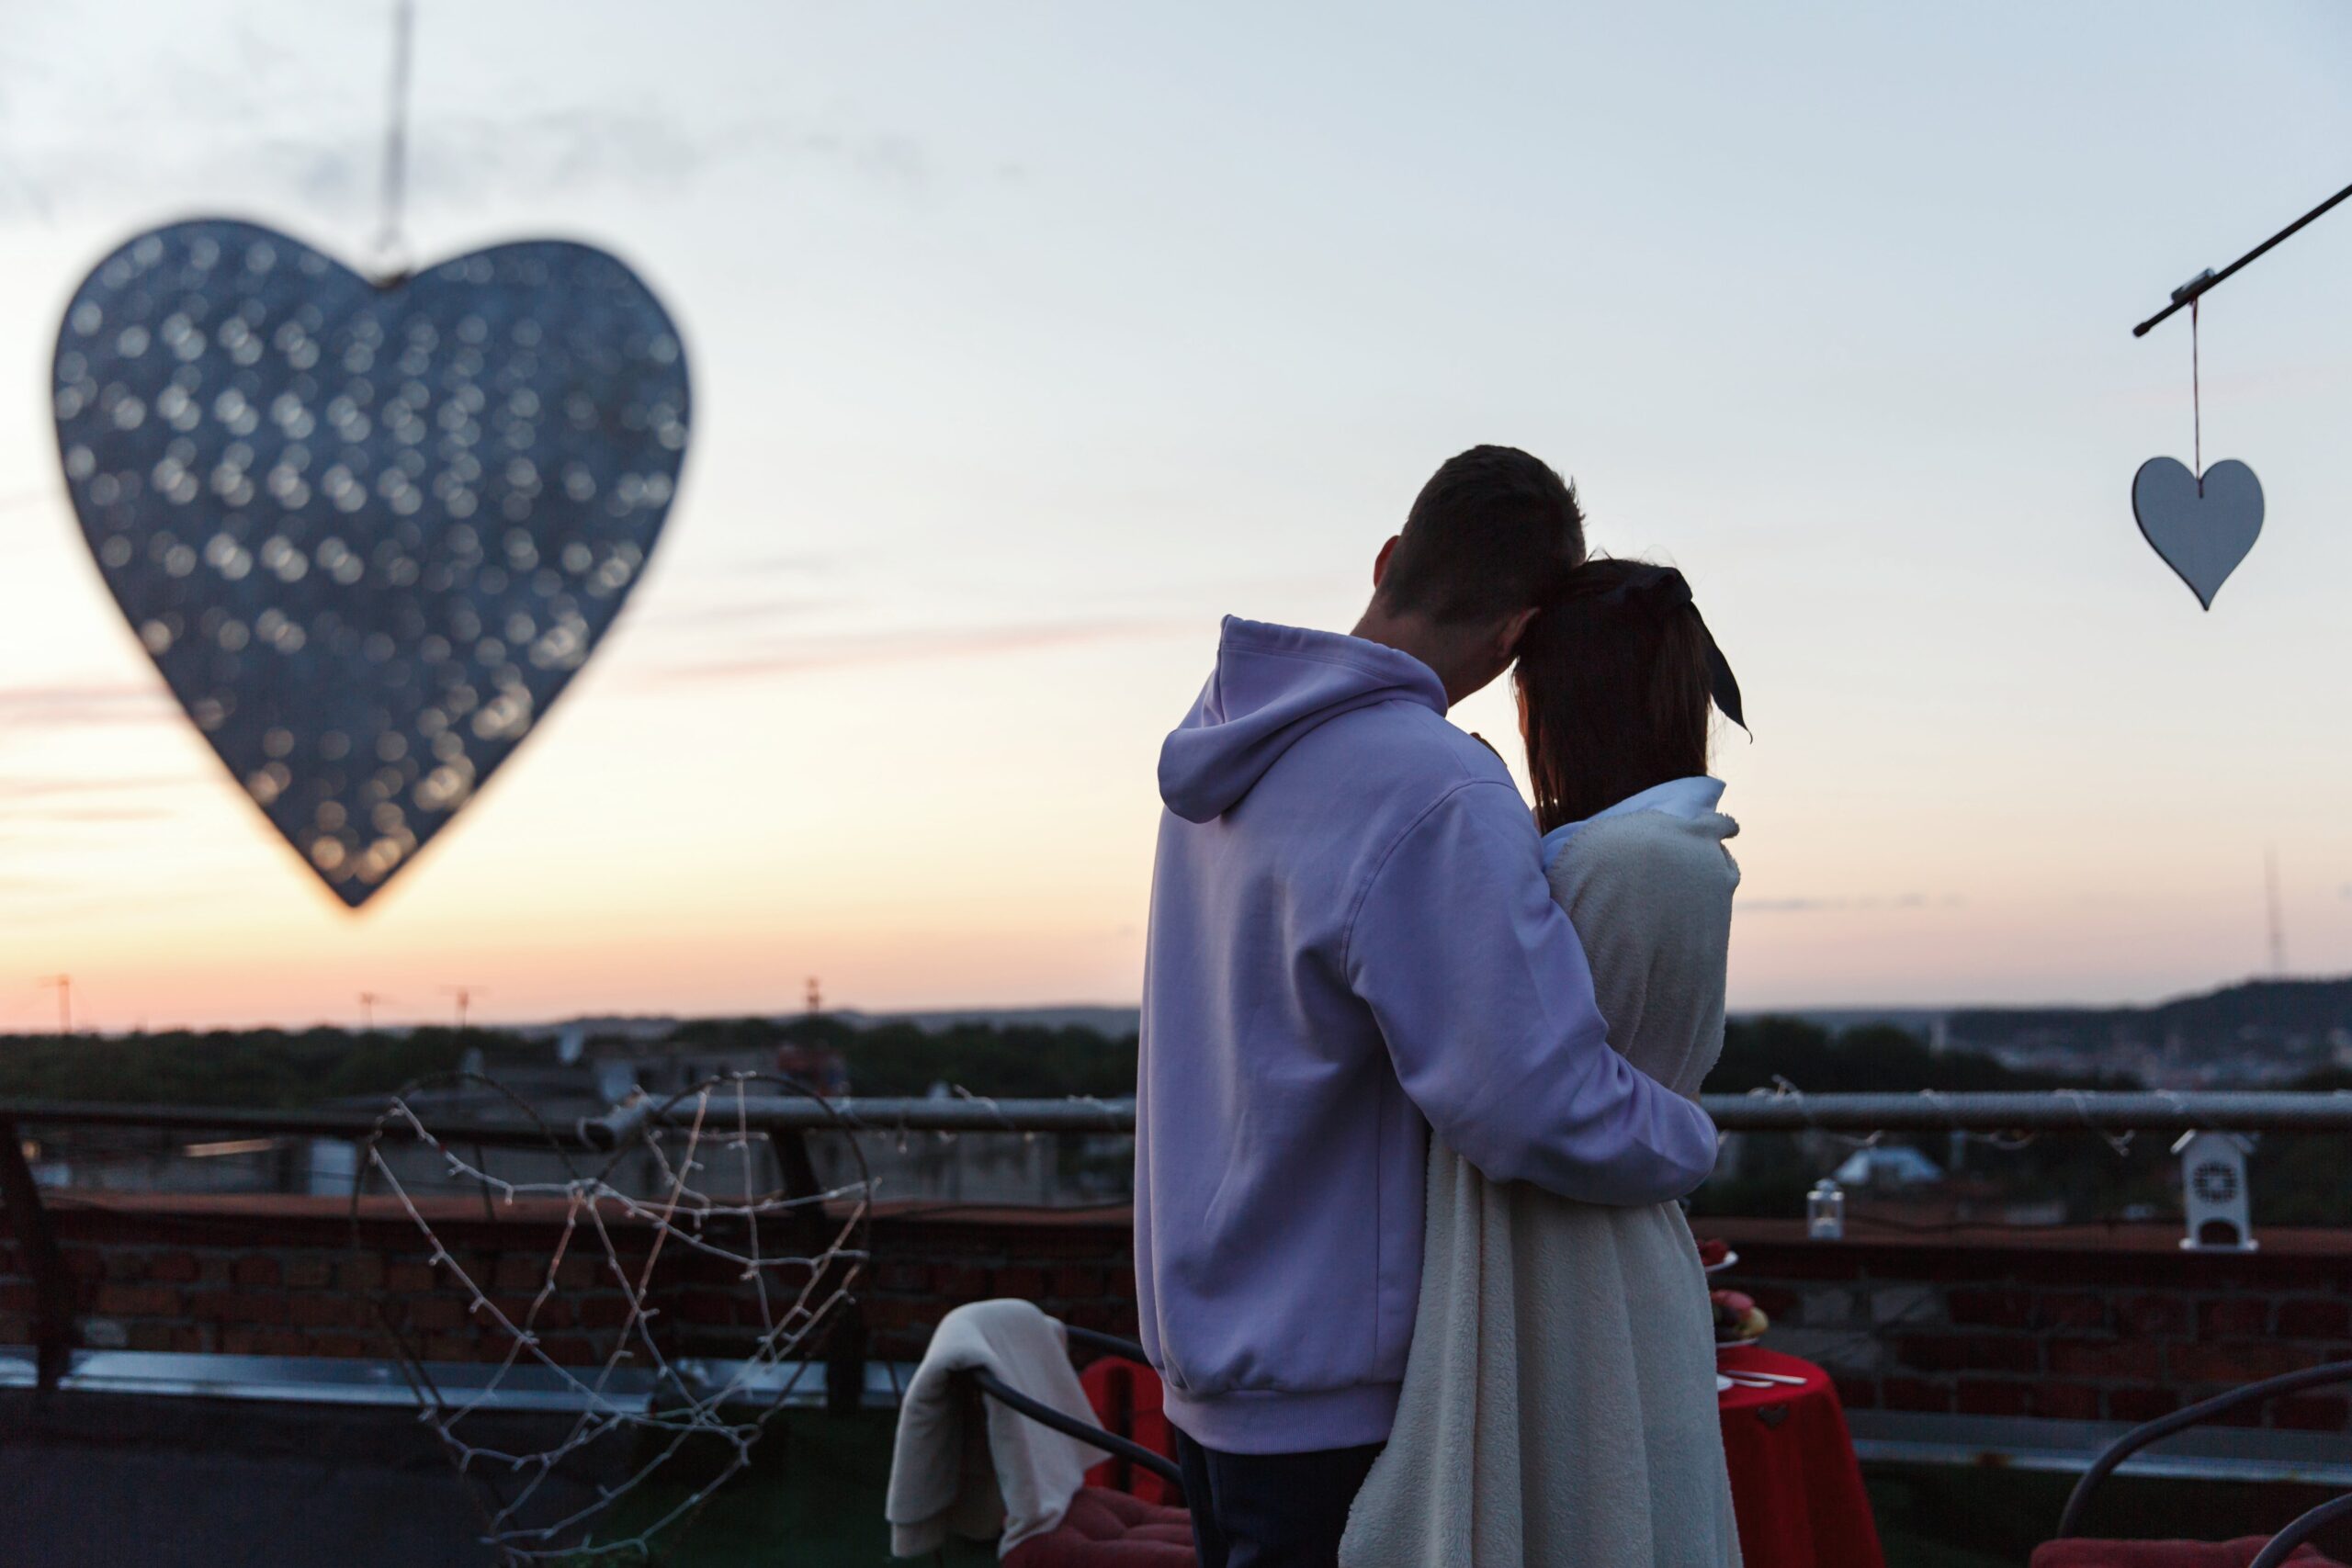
[2131,456,2262,611]
[51,219,688,907]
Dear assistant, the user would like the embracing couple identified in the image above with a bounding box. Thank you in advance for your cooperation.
[1136,446,1746,1567]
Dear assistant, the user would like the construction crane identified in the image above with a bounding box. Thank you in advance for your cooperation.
[440,984,487,1030]
[36,975,71,1036]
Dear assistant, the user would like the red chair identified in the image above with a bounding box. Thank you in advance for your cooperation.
[1080,1349,1181,1506]
[952,1322,1195,1567]
[2036,1359,2352,1568]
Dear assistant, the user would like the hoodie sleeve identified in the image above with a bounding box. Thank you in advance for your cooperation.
[1343,779,1719,1204]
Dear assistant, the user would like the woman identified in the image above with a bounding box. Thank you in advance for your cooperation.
[1341,558,1746,1567]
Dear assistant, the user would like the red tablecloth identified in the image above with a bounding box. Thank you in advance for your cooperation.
[1082,1346,1885,1566]
[1718,1344,1886,1568]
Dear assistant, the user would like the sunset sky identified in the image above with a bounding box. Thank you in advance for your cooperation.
[5,1,2352,1032]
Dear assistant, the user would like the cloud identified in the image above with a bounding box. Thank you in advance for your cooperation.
[649,619,1187,683]
[1743,893,1962,915]
[0,775,190,800]
[0,105,944,234]
[0,682,172,729]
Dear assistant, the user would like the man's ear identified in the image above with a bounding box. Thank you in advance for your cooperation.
[1372,535,1399,591]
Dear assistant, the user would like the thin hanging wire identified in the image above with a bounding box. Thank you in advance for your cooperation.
[372,0,417,280]
[2191,295,2202,491]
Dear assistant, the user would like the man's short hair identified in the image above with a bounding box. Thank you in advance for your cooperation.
[1376,446,1586,625]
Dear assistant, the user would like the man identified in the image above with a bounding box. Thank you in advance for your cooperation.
[1135,446,1720,1566]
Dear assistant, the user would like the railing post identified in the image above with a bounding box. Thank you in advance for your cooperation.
[773,1127,868,1416]
[0,1118,75,1393]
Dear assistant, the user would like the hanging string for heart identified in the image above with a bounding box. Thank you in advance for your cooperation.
[371,0,416,283]
[2190,294,2202,494]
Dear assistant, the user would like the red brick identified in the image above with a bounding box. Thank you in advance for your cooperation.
[232,1256,281,1289]
[102,1251,145,1281]
[172,1326,209,1354]
[2172,1341,2312,1385]
[575,1294,633,1330]
[2268,1395,2349,1432]
[220,1327,262,1355]
[2039,1382,2101,1421]
[2038,1292,2108,1330]
[539,1335,599,1367]
[281,1258,334,1290]
[1103,1270,1136,1301]
[148,1252,201,1284]
[862,1298,938,1335]
[2276,1300,2352,1341]
[2048,1338,2161,1380]
[871,1261,928,1293]
[252,1329,307,1357]
[993,1267,1050,1299]
[504,1295,571,1331]
[2108,1388,2179,1423]
[93,1283,182,1317]
[383,1262,435,1294]
[551,1257,599,1290]
[0,1282,34,1314]
[339,1257,384,1292]
[2114,1294,2188,1337]
[190,1292,288,1325]
[492,1256,544,1293]
[63,1249,104,1280]
[2199,1298,2268,1339]
[0,1312,28,1344]
[127,1323,176,1352]
[1832,1377,1878,1411]
[1052,1267,1106,1299]
[1882,1377,1955,1414]
[403,1296,467,1332]
[289,1293,362,1328]
[1957,1379,2037,1416]
[676,1289,737,1326]
[932,1266,989,1301]
[311,1332,372,1359]
[1893,1334,1973,1373]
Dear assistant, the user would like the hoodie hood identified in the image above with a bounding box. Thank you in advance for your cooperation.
[1158,617,1449,823]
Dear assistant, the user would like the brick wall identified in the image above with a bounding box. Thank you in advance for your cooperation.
[6,1198,2349,1442]
[1701,1218,2352,1435]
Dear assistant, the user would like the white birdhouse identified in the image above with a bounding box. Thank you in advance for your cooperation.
[2173,1130,2257,1253]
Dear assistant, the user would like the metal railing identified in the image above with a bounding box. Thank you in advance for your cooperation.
[6,1089,2350,1400]
[13,1088,2352,1143]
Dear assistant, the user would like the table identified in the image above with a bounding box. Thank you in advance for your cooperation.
[1718,1344,1886,1568]
[1081,1345,1886,1565]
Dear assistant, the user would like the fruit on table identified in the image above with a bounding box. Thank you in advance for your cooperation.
[1696,1237,1731,1269]
[1711,1288,1767,1341]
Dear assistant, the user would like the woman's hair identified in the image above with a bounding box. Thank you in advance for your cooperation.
[1514,557,1713,835]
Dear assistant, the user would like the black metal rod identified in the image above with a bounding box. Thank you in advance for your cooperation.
[2133,177,2352,337]
[2056,1358,2352,1537]
[968,1368,1187,1498]
[2249,1492,2352,1568]
[0,1118,75,1393]
[11,1089,2352,1141]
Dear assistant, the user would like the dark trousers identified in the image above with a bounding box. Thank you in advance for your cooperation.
[1174,1431,1384,1568]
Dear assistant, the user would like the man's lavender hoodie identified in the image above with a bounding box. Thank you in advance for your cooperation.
[1136,617,1720,1454]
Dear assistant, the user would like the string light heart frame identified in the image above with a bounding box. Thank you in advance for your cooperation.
[352,1073,870,1563]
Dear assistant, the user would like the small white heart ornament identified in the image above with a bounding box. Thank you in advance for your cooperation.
[2132,456,2262,610]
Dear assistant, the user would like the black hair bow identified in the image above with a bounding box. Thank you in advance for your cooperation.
[1589,566,1747,733]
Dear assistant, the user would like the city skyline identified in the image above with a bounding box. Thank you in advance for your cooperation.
[6,2,2352,1030]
